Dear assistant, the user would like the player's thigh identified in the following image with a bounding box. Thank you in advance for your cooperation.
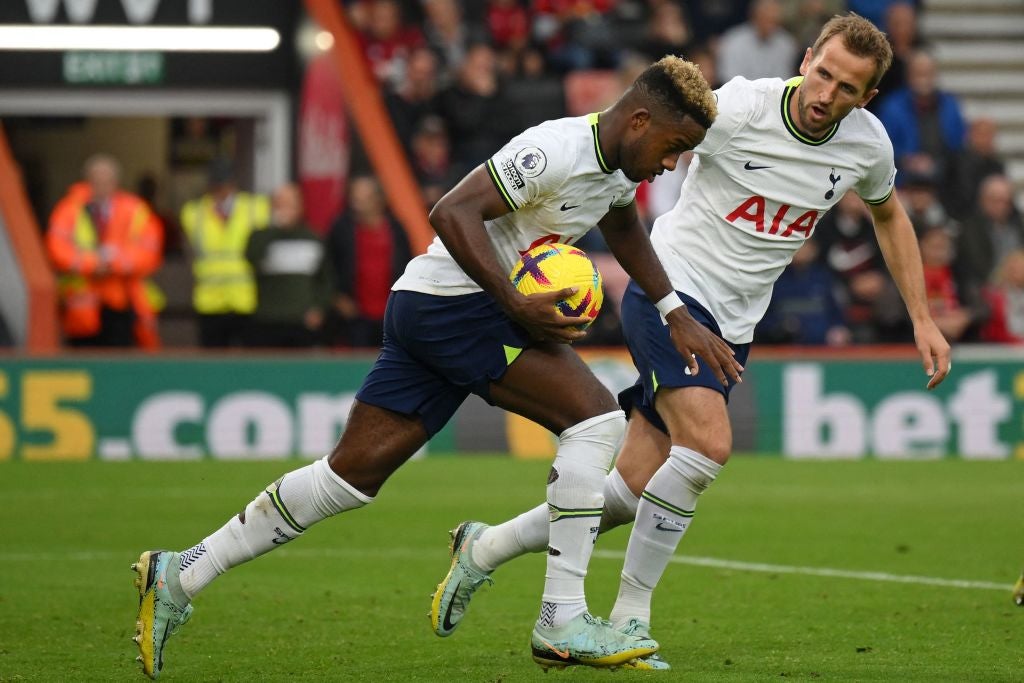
[488,342,620,434]
[654,386,732,464]
[613,408,672,497]
[327,400,430,497]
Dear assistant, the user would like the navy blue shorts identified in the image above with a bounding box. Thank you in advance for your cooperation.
[356,290,533,437]
[617,280,750,435]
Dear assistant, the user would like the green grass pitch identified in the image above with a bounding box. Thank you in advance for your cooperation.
[1,456,1021,681]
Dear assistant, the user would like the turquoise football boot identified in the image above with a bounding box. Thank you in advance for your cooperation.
[131,550,193,679]
[618,618,672,670]
[530,612,658,670]
[429,521,493,636]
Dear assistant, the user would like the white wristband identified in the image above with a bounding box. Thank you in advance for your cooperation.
[655,292,685,317]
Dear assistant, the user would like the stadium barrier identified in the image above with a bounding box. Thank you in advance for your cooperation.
[0,347,1021,461]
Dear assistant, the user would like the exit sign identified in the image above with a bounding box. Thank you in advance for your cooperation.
[63,51,163,84]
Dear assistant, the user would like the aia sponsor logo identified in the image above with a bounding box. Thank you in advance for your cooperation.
[725,196,818,238]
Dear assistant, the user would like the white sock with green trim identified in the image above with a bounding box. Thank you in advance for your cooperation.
[609,445,720,628]
[177,456,371,600]
[473,467,639,572]
[541,411,625,628]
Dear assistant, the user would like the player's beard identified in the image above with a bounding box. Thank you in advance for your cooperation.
[795,87,835,137]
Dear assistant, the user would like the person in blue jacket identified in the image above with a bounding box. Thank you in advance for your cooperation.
[878,49,965,181]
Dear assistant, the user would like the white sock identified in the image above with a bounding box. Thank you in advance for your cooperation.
[598,467,640,534]
[610,446,720,628]
[177,456,372,600]
[472,504,548,572]
[541,411,626,628]
[473,467,639,571]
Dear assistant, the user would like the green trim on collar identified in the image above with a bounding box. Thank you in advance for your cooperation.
[587,112,614,174]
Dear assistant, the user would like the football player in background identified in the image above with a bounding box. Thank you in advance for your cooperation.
[131,56,743,678]
[429,14,952,670]
[1013,570,1024,606]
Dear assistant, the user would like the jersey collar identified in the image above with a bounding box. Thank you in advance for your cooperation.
[781,76,839,146]
[587,112,615,174]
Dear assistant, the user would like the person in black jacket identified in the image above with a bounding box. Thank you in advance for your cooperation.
[245,183,332,348]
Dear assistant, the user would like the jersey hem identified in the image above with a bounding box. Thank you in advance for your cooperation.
[863,187,894,205]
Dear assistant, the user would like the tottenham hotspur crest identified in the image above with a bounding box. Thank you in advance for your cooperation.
[825,167,841,200]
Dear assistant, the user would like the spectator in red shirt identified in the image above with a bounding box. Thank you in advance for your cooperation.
[981,249,1024,343]
[358,0,425,88]
[488,0,530,50]
[919,226,973,342]
[326,176,412,347]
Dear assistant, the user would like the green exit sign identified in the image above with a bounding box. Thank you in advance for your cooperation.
[63,51,164,85]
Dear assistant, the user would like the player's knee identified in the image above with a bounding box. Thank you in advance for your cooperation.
[326,449,387,498]
[698,437,731,465]
[329,466,386,498]
[557,410,627,467]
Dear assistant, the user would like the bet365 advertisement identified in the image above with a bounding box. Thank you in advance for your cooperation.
[0,349,1021,460]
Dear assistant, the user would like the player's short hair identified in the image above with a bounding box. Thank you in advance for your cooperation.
[812,13,893,90]
[633,56,717,130]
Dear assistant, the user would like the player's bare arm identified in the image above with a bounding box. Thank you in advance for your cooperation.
[867,193,952,389]
[598,203,742,385]
[428,168,588,342]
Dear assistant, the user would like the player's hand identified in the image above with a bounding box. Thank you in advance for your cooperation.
[915,318,952,390]
[665,307,743,385]
[506,287,589,344]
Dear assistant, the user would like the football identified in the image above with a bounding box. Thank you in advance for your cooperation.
[509,242,603,328]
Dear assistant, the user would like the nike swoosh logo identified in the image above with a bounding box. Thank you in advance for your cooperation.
[744,161,772,170]
[655,522,683,532]
[560,202,580,211]
[441,580,461,631]
[540,639,571,659]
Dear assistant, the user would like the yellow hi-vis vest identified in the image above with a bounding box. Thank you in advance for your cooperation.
[181,192,270,314]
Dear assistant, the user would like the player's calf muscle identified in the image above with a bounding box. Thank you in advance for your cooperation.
[327,402,429,496]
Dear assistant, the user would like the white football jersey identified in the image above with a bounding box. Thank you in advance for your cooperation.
[393,113,637,295]
[653,76,896,343]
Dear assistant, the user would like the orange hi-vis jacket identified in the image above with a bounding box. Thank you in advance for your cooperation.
[46,182,164,348]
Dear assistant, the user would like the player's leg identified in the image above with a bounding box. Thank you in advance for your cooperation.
[489,343,622,621]
[170,403,423,600]
[413,290,652,665]
[599,407,672,532]
[429,402,671,642]
[602,282,746,670]
[466,409,670,577]
[486,343,657,667]
[609,385,731,630]
[177,402,428,595]
[133,291,468,679]
[131,402,428,678]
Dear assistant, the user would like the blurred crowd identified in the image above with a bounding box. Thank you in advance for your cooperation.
[43,0,1024,349]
